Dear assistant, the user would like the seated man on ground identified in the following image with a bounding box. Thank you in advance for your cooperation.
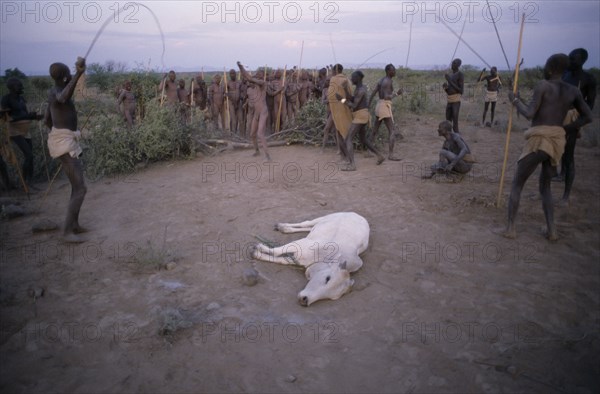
[423,120,473,179]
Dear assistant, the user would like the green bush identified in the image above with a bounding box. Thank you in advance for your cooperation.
[134,101,193,161]
[409,89,429,114]
[82,101,195,178]
[82,116,139,178]
[294,99,326,131]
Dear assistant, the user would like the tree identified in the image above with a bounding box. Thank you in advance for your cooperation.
[4,67,27,81]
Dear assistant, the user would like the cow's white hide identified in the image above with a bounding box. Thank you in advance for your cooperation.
[252,212,369,306]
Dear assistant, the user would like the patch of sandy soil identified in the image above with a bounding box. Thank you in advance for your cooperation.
[1,102,599,393]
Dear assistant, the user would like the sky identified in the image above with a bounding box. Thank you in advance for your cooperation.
[1,0,599,75]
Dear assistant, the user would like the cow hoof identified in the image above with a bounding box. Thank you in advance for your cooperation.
[251,244,260,259]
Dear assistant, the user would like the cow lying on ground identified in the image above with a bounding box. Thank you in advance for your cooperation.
[252,212,370,306]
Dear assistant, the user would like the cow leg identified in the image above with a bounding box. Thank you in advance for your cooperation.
[275,216,324,233]
[253,238,315,267]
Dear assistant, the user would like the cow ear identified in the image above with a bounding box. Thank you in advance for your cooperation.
[339,261,347,270]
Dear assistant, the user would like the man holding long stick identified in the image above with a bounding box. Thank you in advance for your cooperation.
[501,54,591,241]
[44,57,88,243]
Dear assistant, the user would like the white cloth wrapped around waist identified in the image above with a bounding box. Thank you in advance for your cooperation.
[47,127,82,159]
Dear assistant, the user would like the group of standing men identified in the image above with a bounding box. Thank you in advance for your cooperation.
[151,67,322,137]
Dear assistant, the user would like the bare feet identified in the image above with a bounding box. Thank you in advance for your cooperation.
[63,233,86,243]
[555,198,570,207]
[376,156,385,165]
[541,226,559,242]
[388,155,402,161]
[493,227,516,239]
[252,150,260,157]
[73,225,89,234]
[341,164,356,171]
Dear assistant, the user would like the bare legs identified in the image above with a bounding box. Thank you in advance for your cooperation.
[59,153,87,242]
[503,151,557,241]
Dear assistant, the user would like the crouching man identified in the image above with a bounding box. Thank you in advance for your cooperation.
[423,120,473,179]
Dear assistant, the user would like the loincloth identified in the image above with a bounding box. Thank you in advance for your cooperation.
[447,93,461,103]
[484,90,498,103]
[352,108,370,125]
[375,99,393,121]
[518,125,566,167]
[48,127,82,159]
[8,120,31,138]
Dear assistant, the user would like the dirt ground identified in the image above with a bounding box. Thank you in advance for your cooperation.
[1,98,599,393]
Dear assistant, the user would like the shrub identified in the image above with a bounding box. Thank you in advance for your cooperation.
[82,100,195,178]
[82,116,139,178]
[409,89,429,114]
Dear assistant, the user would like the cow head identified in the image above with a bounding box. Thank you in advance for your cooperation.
[298,261,354,306]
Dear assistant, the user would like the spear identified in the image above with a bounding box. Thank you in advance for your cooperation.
[223,68,231,133]
[496,14,526,208]
[440,18,491,68]
[159,75,167,107]
[451,17,468,63]
[297,40,304,83]
[276,65,287,133]
[190,78,195,124]
[405,15,413,68]
[487,0,511,72]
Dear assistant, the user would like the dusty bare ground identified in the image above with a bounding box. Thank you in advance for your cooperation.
[1,98,599,393]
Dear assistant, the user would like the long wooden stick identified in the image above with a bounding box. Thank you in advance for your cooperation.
[486,0,511,71]
[223,68,230,133]
[405,15,413,68]
[276,65,287,133]
[496,14,525,208]
[440,18,491,68]
[159,76,167,107]
[190,79,195,123]
[297,40,304,83]
[451,17,468,63]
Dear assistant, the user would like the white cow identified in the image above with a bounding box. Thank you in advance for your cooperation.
[252,212,369,306]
